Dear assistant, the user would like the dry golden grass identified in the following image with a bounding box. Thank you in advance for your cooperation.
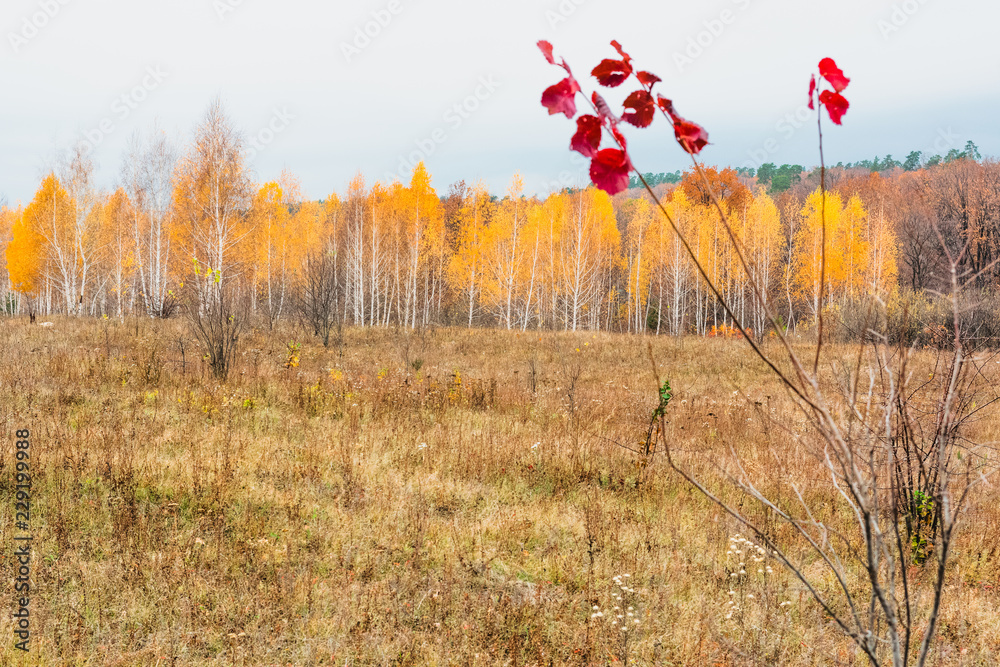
[0,316,998,665]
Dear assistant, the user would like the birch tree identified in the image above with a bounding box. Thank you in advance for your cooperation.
[121,126,177,317]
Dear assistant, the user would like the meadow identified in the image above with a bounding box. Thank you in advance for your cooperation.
[1,317,998,665]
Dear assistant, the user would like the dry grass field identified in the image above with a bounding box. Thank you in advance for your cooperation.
[0,317,998,665]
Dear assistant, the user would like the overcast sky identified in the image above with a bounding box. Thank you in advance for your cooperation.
[2,0,998,204]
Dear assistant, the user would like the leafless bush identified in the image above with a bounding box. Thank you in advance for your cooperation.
[295,249,341,348]
[157,292,180,319]
[186,277,248,380]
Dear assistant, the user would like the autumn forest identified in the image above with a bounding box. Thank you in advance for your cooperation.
[2,101,997,346]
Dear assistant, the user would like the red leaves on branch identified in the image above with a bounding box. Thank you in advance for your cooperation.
[819,91,849,125]
[538,40,581,117]
[621,90,655,128]
[538,39,722,192]
[589,149,631,195]
[539,42,857,196]
[810,58,851,125]
[818,58,850,93]
[592,59,632,87]
[541,77,581,118]
[539,41,628,194]
[570,115,602,158]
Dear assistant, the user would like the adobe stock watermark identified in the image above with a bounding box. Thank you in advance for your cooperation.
[742,103,813,170]
[8,0,72,53]
[76,66,169,157]
[214,0,249,21]
[385,75,501,183]
[673,0,753,73]
[544,0,588,30]
[245,108,295,162]
[341,0,405,63]
[877,0,931,39]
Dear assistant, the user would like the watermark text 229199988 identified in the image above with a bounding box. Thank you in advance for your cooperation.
[13,429,32,652]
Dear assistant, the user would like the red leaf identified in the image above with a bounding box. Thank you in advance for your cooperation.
[808,74,816,110]
[538,40,555,65]
[621,90,655,128]
[610,40,632,64]
[674,119,709,155]
[590,148,632,195]
[636,71,661,87]
[592,91,618,124]
[541,77,581,118]
[819,90,849,125]
[656,96,679,123]
[655,97,707,153]
[818,58,850,93]
[570,115,603,158]
[591,59,632,88]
